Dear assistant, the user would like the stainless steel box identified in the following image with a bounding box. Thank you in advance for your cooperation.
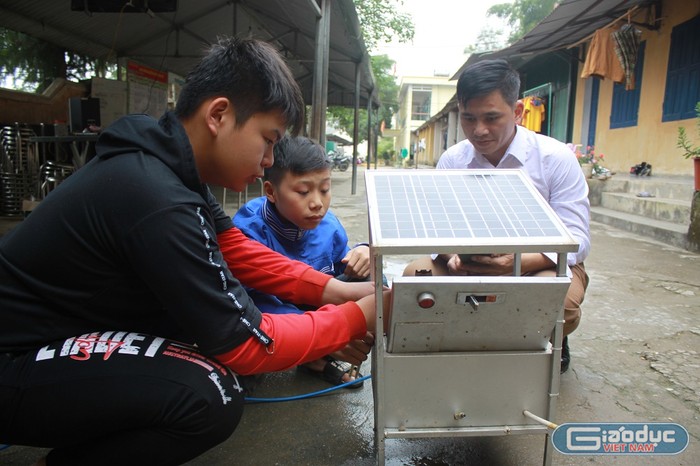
[388,276,570,353]
[382,350,552,432]
[365,170,579,466]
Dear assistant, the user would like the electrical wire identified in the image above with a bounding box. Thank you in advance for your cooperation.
[105,2,130,64]
[245,374,372,403]
[140,6,177,115]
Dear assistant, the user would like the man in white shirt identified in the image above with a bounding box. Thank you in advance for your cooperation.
[404,59,590,373]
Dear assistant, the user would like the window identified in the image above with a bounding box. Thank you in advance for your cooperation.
[662,15,700,122]
[610,41,646,129]
[411,85,432,121]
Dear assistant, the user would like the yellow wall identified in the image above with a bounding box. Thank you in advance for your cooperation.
[397,84,411,155]
[395,76,456,160]
[569,45,587,145]
[433,86,456,119]
[573,1,700,176]
[415,124,437,166]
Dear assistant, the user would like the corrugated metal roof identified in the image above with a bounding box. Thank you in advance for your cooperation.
[0,0,377,108]
[453,0,660,77]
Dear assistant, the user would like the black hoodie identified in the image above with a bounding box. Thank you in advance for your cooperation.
[0,112,262,355]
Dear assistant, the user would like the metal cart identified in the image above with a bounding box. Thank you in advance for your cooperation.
[365,169,579,466]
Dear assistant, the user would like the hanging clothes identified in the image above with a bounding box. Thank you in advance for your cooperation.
[581,26,625,83]
[521,96,546,133]
[611,24,642,90]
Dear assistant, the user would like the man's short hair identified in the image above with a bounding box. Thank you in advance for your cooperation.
[264,136,331,186]
[456,59,520,107]
[175,36,305,136]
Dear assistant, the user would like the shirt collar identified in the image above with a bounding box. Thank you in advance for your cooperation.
[470,125,528,169]
[263,199,306,242]
[505,125,529,166]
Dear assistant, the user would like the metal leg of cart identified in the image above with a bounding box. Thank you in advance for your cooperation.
[372,273,568,466]
[364,170,579,466]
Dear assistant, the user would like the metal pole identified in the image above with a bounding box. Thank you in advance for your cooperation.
[366,90,372,170]
[351,61,361,194]
[310,0,331,146]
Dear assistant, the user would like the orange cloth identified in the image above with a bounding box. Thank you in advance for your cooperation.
[581,26,625,83]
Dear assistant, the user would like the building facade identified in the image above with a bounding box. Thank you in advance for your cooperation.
[406,0,700,177]
[571,1,700,176]
[394,75,456,165]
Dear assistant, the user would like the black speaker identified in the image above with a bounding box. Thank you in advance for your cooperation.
[68,97,101,134]
[70,0,178,13]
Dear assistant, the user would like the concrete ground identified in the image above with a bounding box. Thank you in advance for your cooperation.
[1,165,698,465]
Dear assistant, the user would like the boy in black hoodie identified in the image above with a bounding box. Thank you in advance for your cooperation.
[0,37,384,465]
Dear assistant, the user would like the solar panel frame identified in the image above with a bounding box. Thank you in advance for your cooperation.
[365,169,579,255]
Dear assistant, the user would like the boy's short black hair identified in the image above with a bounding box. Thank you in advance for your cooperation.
[264,136,331,186]
[457,59,521,107]
[175,36,305,136]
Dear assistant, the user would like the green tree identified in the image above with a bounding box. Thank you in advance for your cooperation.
[327,54,399,138]
[463,26,508,55]
[353,0,414,51]
[326,1,414,139]
[487,0,557,44]
[0,28,65,92]
[378,136,395,165]
[371,54,400,129]
[0,27,116,92]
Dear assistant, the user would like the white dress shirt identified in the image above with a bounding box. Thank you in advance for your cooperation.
[437,125,591,266]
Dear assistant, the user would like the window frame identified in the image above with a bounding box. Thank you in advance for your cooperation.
[661,14,700,122]
[411,85,432,121]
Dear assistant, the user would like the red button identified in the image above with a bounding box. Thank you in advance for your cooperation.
[417,292,435,308]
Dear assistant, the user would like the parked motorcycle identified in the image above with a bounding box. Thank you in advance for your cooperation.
[329,150,351,172]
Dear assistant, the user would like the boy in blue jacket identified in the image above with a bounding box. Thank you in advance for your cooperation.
[235,136,370,387]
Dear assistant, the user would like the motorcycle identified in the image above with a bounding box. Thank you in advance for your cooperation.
[329,150,351,172]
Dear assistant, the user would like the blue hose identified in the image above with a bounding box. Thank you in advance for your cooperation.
[245,374,372,403]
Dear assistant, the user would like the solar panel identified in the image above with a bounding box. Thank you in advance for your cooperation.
[365,169,578,255]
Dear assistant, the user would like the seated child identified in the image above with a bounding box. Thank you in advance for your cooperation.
[234,135,371,387]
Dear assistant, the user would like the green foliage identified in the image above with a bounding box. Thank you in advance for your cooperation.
[1,28,65,92]
[463,26,508,55]
[326,54,400,139]
[487,0,557,44]
[327,107,368,141]
[370,54,400,129]
[0,27,116,92]
[327,1,414,139]
[353,0,414,52]
[677,102,700,159]
[378,137,394,159]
